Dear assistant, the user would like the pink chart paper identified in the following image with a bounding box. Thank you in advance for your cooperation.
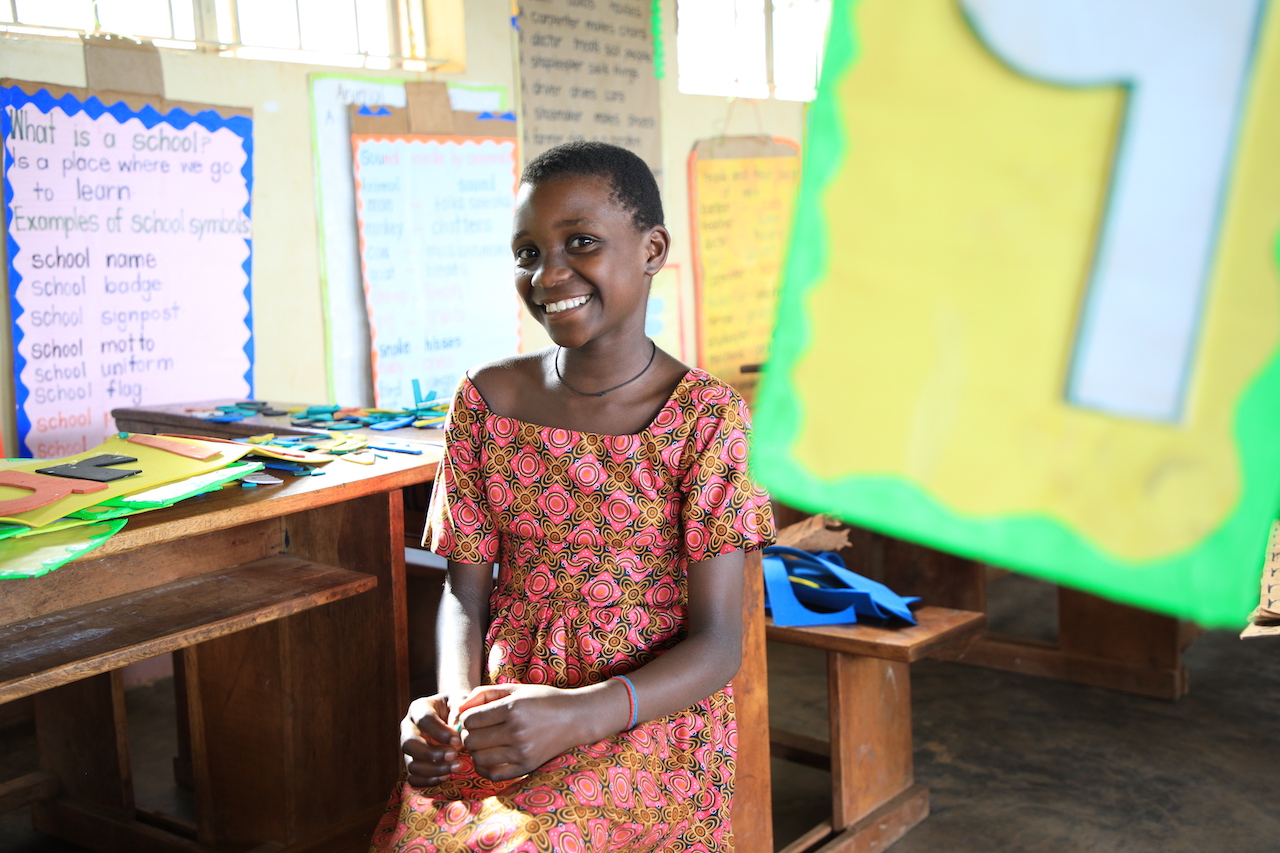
[3,87,254,457]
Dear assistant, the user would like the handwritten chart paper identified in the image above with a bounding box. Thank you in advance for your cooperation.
[352,136,520,408]
[310,78,507,406]
[3,85,253,458]
[690,140,800,397]
[518,0,662,182]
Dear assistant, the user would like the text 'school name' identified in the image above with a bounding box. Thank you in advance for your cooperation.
[27,247,158,270]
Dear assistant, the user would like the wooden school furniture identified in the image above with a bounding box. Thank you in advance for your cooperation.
[865,530,1196,700]
[112,400,444,550]
[0,449,438,853]
[103,401,778,852]
[770,505,1195,700]
[767,607,987,853]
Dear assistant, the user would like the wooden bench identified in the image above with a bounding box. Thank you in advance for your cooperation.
[767,606,986,853]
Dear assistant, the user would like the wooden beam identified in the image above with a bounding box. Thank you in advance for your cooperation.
[0,771,58,814]
[1,557,377,703]
[730,550,774,853]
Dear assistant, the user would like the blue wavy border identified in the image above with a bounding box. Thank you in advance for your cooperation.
[2,86,255,455]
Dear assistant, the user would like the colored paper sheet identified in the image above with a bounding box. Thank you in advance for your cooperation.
[104,460,264,508]
[518,0,664,184]
[0,434,253,527]
[2,84,254,459]
[0,518,127,580]
[690,140,800,399]
[352,135,521,408]
[751,0,1280,627]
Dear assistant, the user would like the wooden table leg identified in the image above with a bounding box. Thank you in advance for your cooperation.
[824,653,928,853]
[32,671,136,845]
[731,550,774,853]
[880,530,1192,699]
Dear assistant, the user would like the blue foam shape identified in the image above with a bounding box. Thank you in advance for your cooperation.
[370,416,415,431]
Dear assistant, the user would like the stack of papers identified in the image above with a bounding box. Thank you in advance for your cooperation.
[0,434,265,580]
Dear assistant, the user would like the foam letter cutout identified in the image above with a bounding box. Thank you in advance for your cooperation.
[126,433,222,460]
[0,471,108,515]
[963,0,1265,421]
[36,455,142,482]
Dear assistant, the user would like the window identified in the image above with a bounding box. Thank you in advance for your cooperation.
[2,0,194,41]
[677,0,831,102]
[0,0,453,71]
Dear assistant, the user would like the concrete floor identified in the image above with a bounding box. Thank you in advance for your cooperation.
[3,576,1278,852]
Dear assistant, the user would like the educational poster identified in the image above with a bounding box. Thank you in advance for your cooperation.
[751,0,1280,627]
[352,135,520,409]
[690,138,800,399]
[646,264,687,361]
[517,0,663,182]
[310,77,506,406]
[2,83,253,459]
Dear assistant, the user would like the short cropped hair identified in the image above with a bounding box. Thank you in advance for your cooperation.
[521,141,664,230]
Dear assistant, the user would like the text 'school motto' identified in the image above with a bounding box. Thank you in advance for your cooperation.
[3,87,254,458]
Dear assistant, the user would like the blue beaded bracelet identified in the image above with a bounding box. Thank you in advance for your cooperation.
[613,675,638,729]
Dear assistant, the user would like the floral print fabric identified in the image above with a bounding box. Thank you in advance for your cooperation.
[370,368,775,852]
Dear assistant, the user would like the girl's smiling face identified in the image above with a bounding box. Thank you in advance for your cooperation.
[512,174,668,350]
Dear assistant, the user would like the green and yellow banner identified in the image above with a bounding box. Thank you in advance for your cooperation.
[753,0,1280,627]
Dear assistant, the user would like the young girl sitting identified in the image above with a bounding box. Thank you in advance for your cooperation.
[370,140,775,852]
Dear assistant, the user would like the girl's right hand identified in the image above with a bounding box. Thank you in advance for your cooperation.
[400,694,465,787]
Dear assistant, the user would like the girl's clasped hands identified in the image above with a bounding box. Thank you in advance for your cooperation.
[402,681,625,785]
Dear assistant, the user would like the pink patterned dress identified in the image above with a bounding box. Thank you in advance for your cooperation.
[370,367,775,853]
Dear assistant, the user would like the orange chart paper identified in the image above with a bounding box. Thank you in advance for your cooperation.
[689,140,800,398]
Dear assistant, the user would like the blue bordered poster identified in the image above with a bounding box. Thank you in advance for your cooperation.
[2,82,253,457]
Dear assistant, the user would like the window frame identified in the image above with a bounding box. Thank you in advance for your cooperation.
[0,0,464,72]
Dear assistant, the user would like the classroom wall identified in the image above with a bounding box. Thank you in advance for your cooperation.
[0,0,804,454]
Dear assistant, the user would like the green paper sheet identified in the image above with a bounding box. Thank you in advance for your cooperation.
[0,519,128,580]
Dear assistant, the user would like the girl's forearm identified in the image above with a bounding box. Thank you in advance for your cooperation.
[568,626,742,744]
[571,548,746,740]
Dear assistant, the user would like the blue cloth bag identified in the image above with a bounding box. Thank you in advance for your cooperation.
[762,544,920,627]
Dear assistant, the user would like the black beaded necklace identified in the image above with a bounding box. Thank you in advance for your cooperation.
[555,339,657,397]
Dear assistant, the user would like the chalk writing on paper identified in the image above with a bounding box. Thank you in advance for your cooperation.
[3,87,253,458]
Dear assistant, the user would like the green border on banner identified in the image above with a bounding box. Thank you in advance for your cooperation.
[751,0,1280,628]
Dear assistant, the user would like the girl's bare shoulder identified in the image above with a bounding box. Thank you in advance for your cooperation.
[468,350,554,414]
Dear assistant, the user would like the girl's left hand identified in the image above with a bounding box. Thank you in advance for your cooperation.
[455,683,607,782]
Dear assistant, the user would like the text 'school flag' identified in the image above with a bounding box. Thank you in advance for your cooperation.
[752,0,1280,627]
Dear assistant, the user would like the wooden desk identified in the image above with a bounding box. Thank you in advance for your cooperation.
[870,533,1194,699]
[0,451,438,852]
[113,399,442,553]
[108,402,776,852]
[773,506,1195,700]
